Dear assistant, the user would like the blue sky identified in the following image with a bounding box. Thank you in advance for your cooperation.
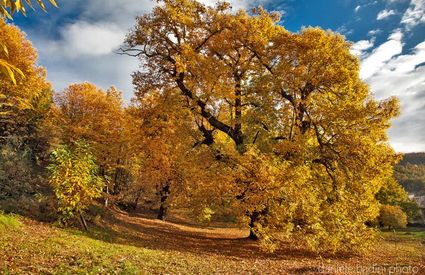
[9,0,425,152]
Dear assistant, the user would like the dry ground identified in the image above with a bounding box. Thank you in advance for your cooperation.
[0,208,424,274]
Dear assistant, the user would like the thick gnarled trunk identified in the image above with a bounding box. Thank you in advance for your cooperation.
[248,211,260,240]
[157,184,170,220]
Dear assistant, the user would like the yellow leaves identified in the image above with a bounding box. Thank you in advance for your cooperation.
[125,0,401,255]
[174,55,187,73]
[48,142,104,220]
[0,0,58,18]
[0,0,57,83]
[379,204,408,229]
[1,21,50,125]
[0,57,23,84]
[0,24,25,85]
[52,82,130,179]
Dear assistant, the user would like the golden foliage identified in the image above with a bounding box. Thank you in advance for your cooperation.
[0,21,50,109]
[0,20,50,145]
[48,141,104,222]
[124,0,401,254]
[49,83,131,198]
[0,0,57,18]
[0,1,57,83]
[379,204,408,229]
[0,0,405,256]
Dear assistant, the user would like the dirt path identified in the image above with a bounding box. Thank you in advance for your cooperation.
[100,208,290,259]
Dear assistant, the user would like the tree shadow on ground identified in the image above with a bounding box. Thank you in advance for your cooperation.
[84,207,352,261]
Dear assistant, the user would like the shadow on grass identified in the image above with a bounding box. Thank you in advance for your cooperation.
[75,207,355,261]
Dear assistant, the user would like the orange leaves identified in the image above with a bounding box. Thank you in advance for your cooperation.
[0,1,57,84]
[123,0,401,254]
[0,21,50,119]
[51,83,131,186]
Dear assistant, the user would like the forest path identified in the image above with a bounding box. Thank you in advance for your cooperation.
[99,208,292,259]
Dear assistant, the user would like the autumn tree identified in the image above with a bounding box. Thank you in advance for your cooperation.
[124,0,400,253]
[377,177,422,222]
[127,89,200,219]
[378,204,408,230]
[50,83,132,201]
[0,21,51,141]
[48,141,104,230]
[0,21,52,209]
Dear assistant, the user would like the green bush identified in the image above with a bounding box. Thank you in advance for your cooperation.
[48,141,104,229]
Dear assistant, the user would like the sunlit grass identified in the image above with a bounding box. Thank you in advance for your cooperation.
[0,211,21,233]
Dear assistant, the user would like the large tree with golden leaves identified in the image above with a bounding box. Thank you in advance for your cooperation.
[124,0,400,253]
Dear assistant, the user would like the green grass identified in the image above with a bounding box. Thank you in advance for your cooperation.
[387,228,425,241]
[0,211,21,232]
[0,213,227,274]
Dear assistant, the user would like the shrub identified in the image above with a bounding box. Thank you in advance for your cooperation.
[378,204,408,229]
[0,142,35,201]
[48,142,104,230]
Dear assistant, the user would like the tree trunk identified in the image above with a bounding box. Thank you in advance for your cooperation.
[104,185,109,207]
[157,184,170,220]
[248,211,260,240]
[78,211,88,231]
[132,190,142,211]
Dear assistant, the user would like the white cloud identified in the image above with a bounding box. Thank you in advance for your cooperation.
[377,9,397,20]
[383,41,425,73]
[350,39,374,57]
[367,29,382,36]
[359,30,403,79]
[401,0,425,29]
[43,54,140,102]
[355,5,361,12]
[47,22,125,57]
[360,35,425,152]
[200,0,253,10]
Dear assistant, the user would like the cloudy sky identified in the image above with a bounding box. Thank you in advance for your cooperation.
[10,0,425,153]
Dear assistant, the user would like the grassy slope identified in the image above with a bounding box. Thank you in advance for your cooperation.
[0,211,424,274]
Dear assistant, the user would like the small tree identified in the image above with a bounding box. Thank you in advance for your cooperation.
[378,204,408,230]
[376,177,422,222]
[48,142,103,230]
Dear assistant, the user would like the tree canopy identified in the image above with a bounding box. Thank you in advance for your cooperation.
[123,0,401,253]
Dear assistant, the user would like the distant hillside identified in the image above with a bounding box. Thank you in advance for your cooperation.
[399,153,425,165]
[395,153,425,196]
